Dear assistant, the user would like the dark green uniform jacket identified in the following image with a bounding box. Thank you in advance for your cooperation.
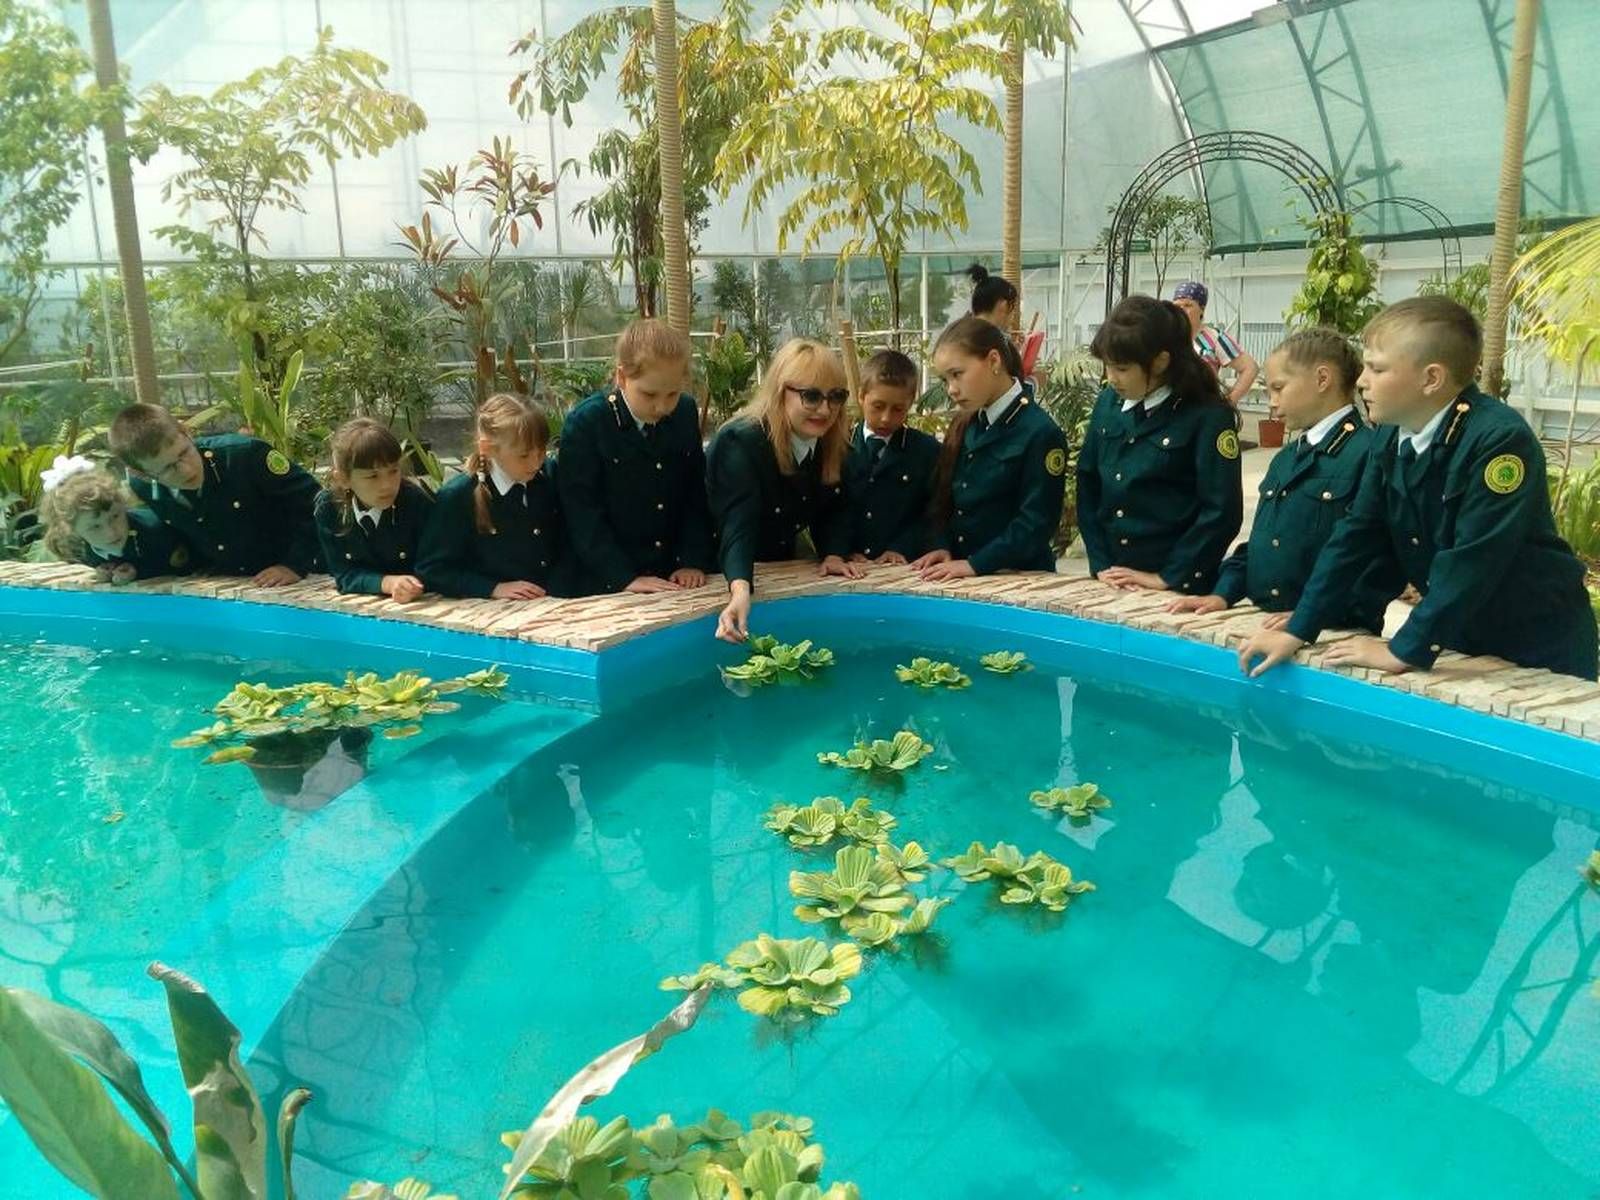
[556,389,714,594]
[416,466,565,599]
[1214,407,1385,630]
[314,480,434,596]
[1288,387,1598,678]
[128,434,321,576]
[82,507,192,578]
[1076,386,1243,593]
[706,417,849,586]
[843,422,940,559]
[936,396,1068,574]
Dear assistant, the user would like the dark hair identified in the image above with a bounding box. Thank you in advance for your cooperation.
[966,263,1018,317]
[1090,295,1225,406]
[108,403,185,466]
[328,418,405,530]
[1273,328,1362,396]
[860,348,918,394]
[929,316,1026,525]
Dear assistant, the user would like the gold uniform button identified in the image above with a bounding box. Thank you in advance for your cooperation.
[1264,489,1274,498]
[1115,472,1123,481]
[399,552,407,560]
[1271,538,1280,547]
[1430,643,1441,652]
[901,474,910,482]
[216,543,225,551]
[1119,537,1129,546]
[654,540,663,548]
[1321,491,1333,500]
[656,502,665,511]
[533,528,541,535]
[233,500,241,509]
[1270,587,1280,597]
[1115,509,1124,518]
[1194,571,1203,578]
[1161,437,1170,447]
[345,553,352,560]
[1411,536,1420,545]
[866,511,873,519]
[655,462,663,470]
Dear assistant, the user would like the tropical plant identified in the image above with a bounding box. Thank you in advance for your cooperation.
[172,667,508,765]
[944,841,1095,912]
[980,651,1029,674]
[702,329,760,432]
[233,346,304,463]
[1511,215,1600,377]
[790,845,946,948]
[875,840,932,884]
[721,634,835,687]
[895,657,971,689]
[0,0,116,367]
[1549,462,1600,564]
[764,795,898,849]
[661,934,862,1021]
[717,1,1005,345]
[0,437,66,560]
[1284,207,1383,335]
[130,26,427,376]
[1581,850,1600,889]
[1029,783,1113,820]
[398,139,558,402]
[816,729,934,772]
[1095,194,1212,298]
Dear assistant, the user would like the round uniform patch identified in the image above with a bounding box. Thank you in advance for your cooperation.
[1045,447,1068,477]
[1483,453,1525,495]
[169,546,190,570]
[1216,429,1240,460]
[265,449,291,476]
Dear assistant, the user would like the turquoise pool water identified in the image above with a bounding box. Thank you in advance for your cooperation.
[241,635,1600,1199]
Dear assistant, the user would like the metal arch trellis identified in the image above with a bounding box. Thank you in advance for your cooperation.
[1349,195,1463,282]
[1105,131,1341,316]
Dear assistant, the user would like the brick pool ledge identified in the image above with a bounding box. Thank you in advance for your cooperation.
[4,557,1600,744]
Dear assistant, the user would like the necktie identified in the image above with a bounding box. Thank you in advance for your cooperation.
[1133,402,1149,424]
[1397,441,1418,466]
[1297,435,1314,456]
[505,482,526,506]
[975,411,990,433]
[868,437,886,465]
[640,421,657,443]
[359,513,378,536]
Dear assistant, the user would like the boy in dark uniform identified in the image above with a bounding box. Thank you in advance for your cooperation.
[109,403,321,585]
[1240,297,1598,680]
[844,349,939,564]
[314,418,433,600]
[557,320,713,595]
[1171,329,1385,630]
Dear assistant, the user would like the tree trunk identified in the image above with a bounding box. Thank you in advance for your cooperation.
[1484,0,1541,397]
[1001,22,1024,330]
[85,0,160,402]
[652,0,691,336]
[887,261,902,350]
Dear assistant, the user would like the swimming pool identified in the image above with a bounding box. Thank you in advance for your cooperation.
[3,594,1599,1198]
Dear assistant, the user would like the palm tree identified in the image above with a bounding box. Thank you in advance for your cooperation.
[85,0,160,401]
[1484,0,1542,396]
[652,0,690,335]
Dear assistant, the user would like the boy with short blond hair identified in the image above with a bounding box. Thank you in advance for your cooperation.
[844,349,939,563]
[109,403,322,586]
[1239,297,1597,680]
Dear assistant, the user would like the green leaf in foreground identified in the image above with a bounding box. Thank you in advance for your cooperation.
[944,842,1096,913]
[980,651,1030,674]
[894,657,971,689]
[764,796,897,848]
[721,635,835,688]
[662,935,862,1022]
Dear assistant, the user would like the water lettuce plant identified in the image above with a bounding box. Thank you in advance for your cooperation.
[817,729,933,772]
[875,839,931,883]
[765,796,898,848]
[895,656,971,689]
[945,842,1096,912]
[173,667,509,764]
[721,635,835,687]
[1581,850,1600,888]
[980,651,1030,674]
[1029,783,1113,820]
[661,935,862,1022]
[790,845,947,948]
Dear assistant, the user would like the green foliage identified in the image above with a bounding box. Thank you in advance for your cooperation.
[1512,215,1600,375]
[235,347,304,464]
[721,635,835,687]
[172,667,508,764]
[764,796,898,849]
[895,657,971,689]
[1419,262,1490,324]
[944,841,1096,912]
[1029,783,1112,820]
[662,934,863,1022]
[817,729,934,772]
[0,1,116,366]
[1549,462,1600,564]
[1284,208,1383,336]
[979,651,1029,674]
[717,1,1005,343]
[1580,850,1600,889]
[1096,194,1212,296]
[0,437,64,561]
[345,1182,457,1200]
[702,330,760,431]
[790,845,947,948]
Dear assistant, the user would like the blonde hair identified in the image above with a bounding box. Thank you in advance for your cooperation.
[465,393,549,534]
[734,339,849,485]
[616,318,692,378]
[1271,328,1363,396]
[1363,296,1482,385]
[108,403,185,467]
[39,468,135,562]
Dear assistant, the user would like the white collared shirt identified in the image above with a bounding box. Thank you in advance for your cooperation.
[791,434,817,465]
[489,460,528,502]
[985,379,1024,426]
[1120,384,1172,414]
[1399,402,1452,456]
[1302,404,1356,448]
[351,496,390,529]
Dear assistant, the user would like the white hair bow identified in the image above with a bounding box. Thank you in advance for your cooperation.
[40,454,97,492]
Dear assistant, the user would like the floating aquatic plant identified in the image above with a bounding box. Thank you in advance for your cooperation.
[1029,783,1113,820]
[1580,851,1600,888]
[944,841,1095,913]
[721,635,835,687]
[980,651,1030,674]
[661,934,862,1021]
[789,846,947,948]
[173,667,508,764]
[875,839,931,883]
[765,796,898,848]
[816,730,933,772]
[895,657,971,689]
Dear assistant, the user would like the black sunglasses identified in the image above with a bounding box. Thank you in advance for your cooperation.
[785,383,850,410]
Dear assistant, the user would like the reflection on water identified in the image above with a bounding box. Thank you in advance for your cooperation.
[263,649,1600,1198]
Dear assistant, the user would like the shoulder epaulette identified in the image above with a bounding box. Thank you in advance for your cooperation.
[1442,396,1474,447]
[1323,418,1362,457]
[607,390,626,429]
